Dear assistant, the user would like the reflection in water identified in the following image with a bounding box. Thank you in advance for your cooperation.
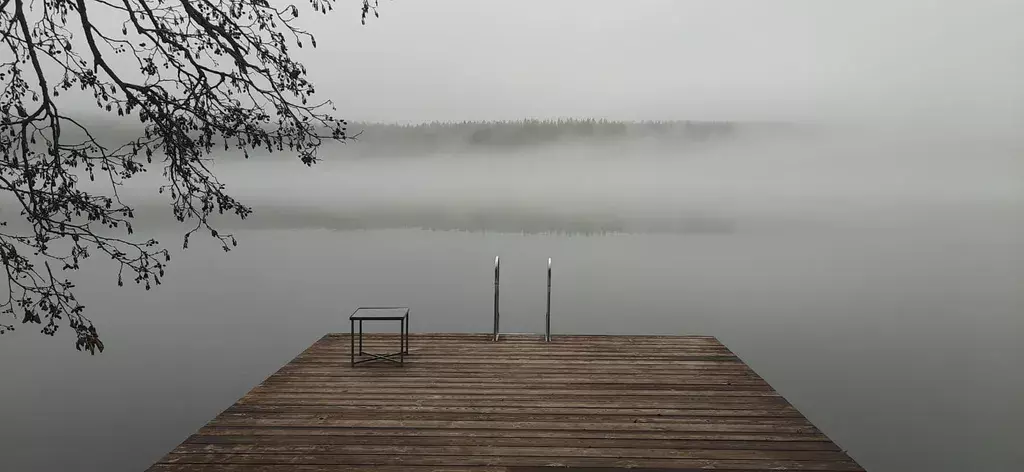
[219,204,739,235]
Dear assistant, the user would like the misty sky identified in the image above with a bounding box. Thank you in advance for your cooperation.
[278,0,1022,125]
[52,0,1024,127]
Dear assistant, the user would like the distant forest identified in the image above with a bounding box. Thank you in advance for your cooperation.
[344,119,739,154]
[74,117,787,158]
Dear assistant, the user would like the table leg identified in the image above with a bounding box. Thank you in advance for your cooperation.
[350,319,355,367]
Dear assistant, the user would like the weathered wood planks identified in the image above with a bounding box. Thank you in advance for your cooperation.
[148,334,863,471]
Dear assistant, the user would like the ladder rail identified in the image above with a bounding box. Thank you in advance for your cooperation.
[492,256,552,342]
[493,256,500,341]
[546,257,552,342]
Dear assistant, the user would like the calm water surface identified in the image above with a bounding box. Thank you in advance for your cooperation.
[2,136,1022,471]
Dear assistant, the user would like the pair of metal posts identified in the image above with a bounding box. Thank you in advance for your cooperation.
[493,257,552,342]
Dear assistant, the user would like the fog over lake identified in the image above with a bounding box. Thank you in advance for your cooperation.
[2,123,1022,471]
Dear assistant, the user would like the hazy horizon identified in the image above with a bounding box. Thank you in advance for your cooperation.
[54,0,1024,128]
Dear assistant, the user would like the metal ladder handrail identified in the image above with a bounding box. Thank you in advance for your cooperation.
[545,257,551,342]
[492,256,551,342]
[493,256,500,341]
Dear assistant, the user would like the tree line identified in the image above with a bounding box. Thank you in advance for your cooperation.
[344,119,738,152]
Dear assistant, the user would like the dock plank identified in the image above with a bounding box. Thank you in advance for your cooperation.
[149,334,862,472]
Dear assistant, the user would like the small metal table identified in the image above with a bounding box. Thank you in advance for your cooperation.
[350,307,409,366]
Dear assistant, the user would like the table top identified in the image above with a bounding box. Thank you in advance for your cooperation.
[350,307,409,320]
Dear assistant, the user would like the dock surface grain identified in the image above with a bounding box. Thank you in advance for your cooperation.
[149,333,863,471]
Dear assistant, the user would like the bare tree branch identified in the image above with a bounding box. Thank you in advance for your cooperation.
[1,0,376,351]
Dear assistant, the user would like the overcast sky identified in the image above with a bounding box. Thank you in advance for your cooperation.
[278,0,1022,125]
[63,0,1024,126]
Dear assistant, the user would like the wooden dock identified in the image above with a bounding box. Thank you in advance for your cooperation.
[149,333,864,471]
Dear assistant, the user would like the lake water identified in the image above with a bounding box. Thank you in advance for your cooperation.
[1,129,1022,471]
